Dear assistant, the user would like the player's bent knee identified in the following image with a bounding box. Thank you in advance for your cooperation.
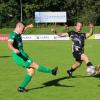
[30,62,39,69]
[81,54,89,63]
[27,68,35,76]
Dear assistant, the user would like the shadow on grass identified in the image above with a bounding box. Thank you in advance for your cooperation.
[73,74,100,79]
[27,76,75,91]
[27,74,100,91]
[93,73,100,78]
[70,75,92,78]
[0,56,11,58]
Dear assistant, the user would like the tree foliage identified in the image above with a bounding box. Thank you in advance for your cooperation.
[0,0,100,27]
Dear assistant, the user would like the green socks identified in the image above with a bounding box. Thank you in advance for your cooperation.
[19,66,52,88]
[36,65,52,73]
[19,74,32,88]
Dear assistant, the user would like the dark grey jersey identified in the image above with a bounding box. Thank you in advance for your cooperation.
[69,31,86,53]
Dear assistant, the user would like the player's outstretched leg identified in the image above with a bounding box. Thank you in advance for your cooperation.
[18,68,35,92]
[67,61,81,78]
[81,54,95,75]
[30,62,58,76]
[18,63,58,92]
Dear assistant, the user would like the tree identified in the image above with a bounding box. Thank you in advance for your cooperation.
[0,0,100,28]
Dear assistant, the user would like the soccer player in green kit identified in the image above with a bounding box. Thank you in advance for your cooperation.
[8,22,58,92]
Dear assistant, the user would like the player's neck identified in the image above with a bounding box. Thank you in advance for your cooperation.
[14,30,20,35]
[76,30,81,33]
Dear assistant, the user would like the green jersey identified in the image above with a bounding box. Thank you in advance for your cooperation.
[8,32,33,68]
[8,32,23,51]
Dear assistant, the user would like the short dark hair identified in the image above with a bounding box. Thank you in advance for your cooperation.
[16,21,26,26]
[75,21,83,26]
[15,22,26,28]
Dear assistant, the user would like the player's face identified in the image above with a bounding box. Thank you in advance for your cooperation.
[75,22,83,32]
[19,25,25,34]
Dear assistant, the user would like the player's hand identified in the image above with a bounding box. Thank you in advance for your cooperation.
[89,23,94,28]
[27,24,34,28]
[13,49,20,54]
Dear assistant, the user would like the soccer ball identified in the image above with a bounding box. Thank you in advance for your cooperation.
[86,66,95,75]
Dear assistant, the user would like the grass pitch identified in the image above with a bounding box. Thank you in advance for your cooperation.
[0,40,100,100]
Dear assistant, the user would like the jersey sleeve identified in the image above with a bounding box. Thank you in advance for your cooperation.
[8,32,15,42]
[67,30,74,37]
[83,33,86,39]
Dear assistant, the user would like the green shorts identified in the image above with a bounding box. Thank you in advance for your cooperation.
[11,52,33,69]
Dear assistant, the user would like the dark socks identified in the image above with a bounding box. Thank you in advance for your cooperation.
[68,68,76,73]
[87,62,93,67]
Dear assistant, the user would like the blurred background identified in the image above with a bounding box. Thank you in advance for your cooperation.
[0,0,100,28]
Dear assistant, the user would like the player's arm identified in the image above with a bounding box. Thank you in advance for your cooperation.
[8,41,20,53]
[8,41,28,60]
[24,24,34,31]
[51,28,69,37]
[8,33,19,54]
[86,23,94,39]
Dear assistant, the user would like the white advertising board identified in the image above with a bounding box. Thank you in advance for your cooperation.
[22,34,100,40]
[35,12,67,23]
[22,35,69,40]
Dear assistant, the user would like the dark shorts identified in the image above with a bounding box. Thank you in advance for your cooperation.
[72,51,83,63]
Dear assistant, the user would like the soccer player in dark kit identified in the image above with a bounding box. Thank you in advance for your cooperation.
[52,21,95,78]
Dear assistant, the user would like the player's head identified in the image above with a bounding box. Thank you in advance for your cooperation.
[75,21,83,32]
[15,22,25,34]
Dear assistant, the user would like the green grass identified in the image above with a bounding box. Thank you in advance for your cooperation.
[0,40,100,100]
[0,25,100,34]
